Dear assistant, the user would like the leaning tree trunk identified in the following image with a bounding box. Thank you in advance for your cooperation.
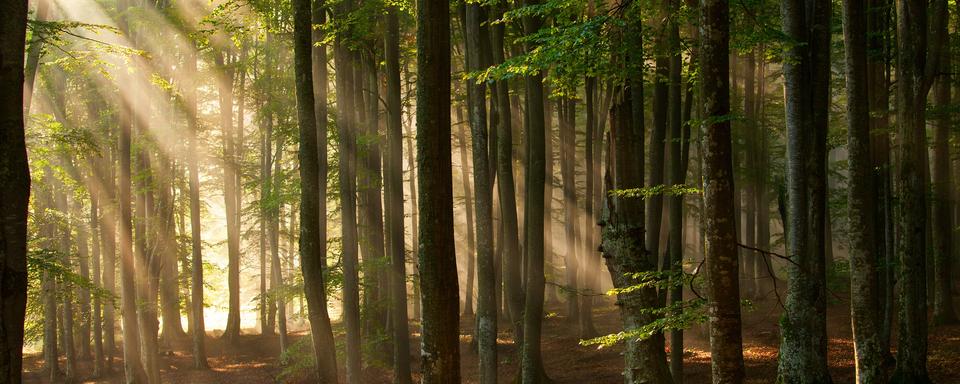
[699,0,745,380]
[293,0,340,381]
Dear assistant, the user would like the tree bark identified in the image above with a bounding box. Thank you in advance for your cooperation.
[699,0,745,380]
[294,0,340,381]
[891,0,946,380]
[842,0,885,379]
[777,0,833,380]
[931,29,957,326]
[384,7,413,383]
[184,38,209,369]
[415,0,461,379]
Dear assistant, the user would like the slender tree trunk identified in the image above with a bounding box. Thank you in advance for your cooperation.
[77,198,93,360]
[415,0,461,379]
[520,4,550,380]
[293,0,339,381]
[332,6,363,380]
[214,49,242,344]
[90,193,105,376]
[842,0,885,379]
[184,39,209,369]
[384,7,413,383]
[931,37,957,326]
[463,3,497,379]
[491,0,525,350]
[866,0,893,360]
[560,98,580,329]
[579,76,599,339]
[458,121,478,317]
[666,2,684,379]
[777,0,833,380]
[700,0,745,380]
[38,188,59,380]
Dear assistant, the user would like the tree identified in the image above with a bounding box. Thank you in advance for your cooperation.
[293,0,339,381]
[463,0,497,379]
[384,5,413,382]
[931,31,957,326]
[215,48,242,344]
[520,0,550,380]
[841,0,884,379]
[184,38,209,369]
[891,0,947,380]
[491,0,525,351]
[416,0,461,379]
[333,0,363,378]
[699,0,745,380]
[777,0,832,379]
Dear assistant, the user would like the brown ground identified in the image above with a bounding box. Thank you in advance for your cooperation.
[23,296,960,383]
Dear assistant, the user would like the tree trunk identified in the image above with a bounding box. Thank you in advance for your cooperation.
[699,0,745,379]
[293,0,339,381]
[891,0,946,380]
[520,4,549,379]
[603,84,673,383]
[332,14,364,384]
[666,2,684,379]
[184,39,209,369]
[931,36,957,326]
[491,0,525,351]
[463,2,497,380]
[215,49,242,344]
[579,76,599,339]
[77,198,93,360]
[90,193,105,376]
[415,0,461,379]
[842,0,885,379]
[458,120,478,317]
[560,97,580,329]
[777,0,833,380]
[384,7,413,383]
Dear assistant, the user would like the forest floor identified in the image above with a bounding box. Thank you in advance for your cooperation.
[22,294,960,383]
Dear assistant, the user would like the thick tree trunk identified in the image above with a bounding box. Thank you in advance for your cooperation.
[415,0,461,379]
[777,0,833,380]
[666,3,684,379]
[842,0,885,379]
[293,0,340,381]
[603,86,673,384]
[699,0,745,380]
[891,0,946,380]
